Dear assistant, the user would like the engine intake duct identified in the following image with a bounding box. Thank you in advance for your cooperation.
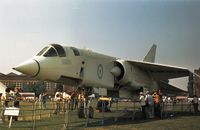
[111,62,124,81]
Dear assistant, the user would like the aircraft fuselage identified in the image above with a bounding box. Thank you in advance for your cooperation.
[14,44,156,97]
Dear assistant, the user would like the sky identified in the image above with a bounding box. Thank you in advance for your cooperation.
[0,0,200,90]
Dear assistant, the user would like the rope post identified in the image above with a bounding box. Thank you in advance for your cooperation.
[85,106,89,128]
[32,102,34,129]
[181,100,183,112]
[33,100,38,130]
[101,102,105,125]
[63,110,69,130]
[114,101,118,122]
[85,97,92,128]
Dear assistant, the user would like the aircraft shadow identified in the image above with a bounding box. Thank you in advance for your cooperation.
[70,111,200,129]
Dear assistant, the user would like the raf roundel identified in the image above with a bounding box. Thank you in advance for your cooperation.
[97,64,103,79]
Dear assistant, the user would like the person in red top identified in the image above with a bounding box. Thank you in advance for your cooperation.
[153,89,162,118]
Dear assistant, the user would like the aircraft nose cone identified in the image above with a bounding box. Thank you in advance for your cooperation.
[13,59,40,77]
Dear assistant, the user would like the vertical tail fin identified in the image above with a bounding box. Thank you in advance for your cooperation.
[143,44,157,63]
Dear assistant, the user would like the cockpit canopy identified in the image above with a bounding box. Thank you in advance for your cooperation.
[37,44,66,57]
[70,47,80,56]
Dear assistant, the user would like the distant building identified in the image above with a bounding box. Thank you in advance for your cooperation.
[0,72,38,88]
[194,68,200,97]
[187,72,194,97]
[0,72,75,96]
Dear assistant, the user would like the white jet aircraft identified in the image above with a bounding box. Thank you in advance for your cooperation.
[13,44,192,98]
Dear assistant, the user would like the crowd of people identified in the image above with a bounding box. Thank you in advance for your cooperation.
[53,89,85,114]
[139,89,200,119]
[1,87,199,122]
[1,87,86,121]
[1,87,22,121]
[139,89,163,119]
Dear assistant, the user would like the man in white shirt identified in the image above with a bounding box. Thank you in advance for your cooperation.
[139,92,146,119]
[54,90,62,114]
[193,95,199,114]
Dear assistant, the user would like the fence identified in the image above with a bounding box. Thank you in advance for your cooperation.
[0,99,197,130]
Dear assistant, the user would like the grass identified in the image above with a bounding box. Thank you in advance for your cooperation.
[1,113,200,130]
[0,100,199,130]
[83,116,200,130]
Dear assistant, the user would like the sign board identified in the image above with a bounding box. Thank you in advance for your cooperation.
[98,88,107,96]
[4,107,20,116]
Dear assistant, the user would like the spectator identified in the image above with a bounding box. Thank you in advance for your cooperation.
[78,93,85,108]
[153,91,160,118]
[4,88,12,107]
[42,91,48,109]
[13,87,22,121]
[193,95,199,114]
[1,88,12,122]
[70,92,76,111]
[145,91,154,119]
[54,90,62,114]
[39,91,48,109]
[0,93,2,102]
[63,91,71,111]
[39,93,43,109]
[74,96,79,110]
[139,92,147,119]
